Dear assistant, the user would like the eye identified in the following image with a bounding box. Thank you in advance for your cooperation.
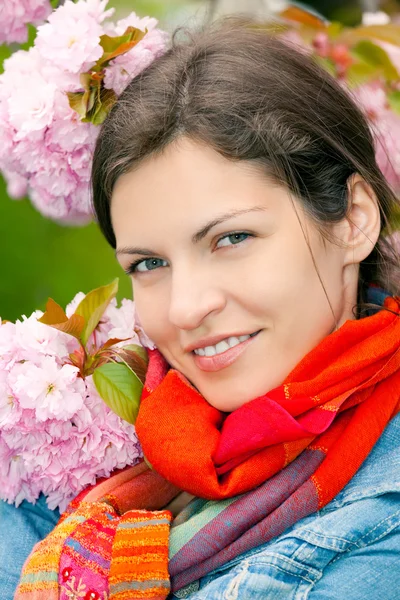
[126,257,168,274]
[216,232,251,249]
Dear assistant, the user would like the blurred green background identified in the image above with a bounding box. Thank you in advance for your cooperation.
[0,0,199,321]
[1,0,396,320]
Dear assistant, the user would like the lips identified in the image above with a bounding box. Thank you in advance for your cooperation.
[192,330,261,372]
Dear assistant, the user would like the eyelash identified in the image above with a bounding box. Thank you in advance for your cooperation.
[124,231,253,275]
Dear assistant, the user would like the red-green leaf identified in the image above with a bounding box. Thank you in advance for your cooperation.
[279,5,326,29]
[39,298,68,324]
[38,298,85,340]
[101,337,132,350]
[46,314,85,339]
[74,279,119,346]
[118,344,149,384]
[94,27,147,72]
[122,344,149,364]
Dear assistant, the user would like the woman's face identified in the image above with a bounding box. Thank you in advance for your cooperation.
[112,138,357,411]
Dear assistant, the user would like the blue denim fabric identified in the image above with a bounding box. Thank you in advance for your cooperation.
[172,412,400,599]
[1,414,399,600]
[0,495,59,600]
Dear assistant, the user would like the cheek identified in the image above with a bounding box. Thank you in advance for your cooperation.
[134,289,173,345]
[244,239,312,305]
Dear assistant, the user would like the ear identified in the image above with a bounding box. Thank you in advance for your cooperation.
[338,174,381,266]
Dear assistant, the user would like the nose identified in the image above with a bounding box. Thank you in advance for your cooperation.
[168,265,227,330]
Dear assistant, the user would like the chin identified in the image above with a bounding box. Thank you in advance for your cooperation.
[199,386,258,412]
[197,369,285,412]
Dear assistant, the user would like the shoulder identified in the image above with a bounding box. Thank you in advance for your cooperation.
[0,494,60,599]
[178,414,400,600]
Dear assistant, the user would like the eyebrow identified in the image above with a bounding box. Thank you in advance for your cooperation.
[115,206,267,257]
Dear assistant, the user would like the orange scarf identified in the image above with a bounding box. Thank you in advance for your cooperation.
[136,296,400,507]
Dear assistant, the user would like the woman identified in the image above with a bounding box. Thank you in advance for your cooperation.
[4,18,400,600]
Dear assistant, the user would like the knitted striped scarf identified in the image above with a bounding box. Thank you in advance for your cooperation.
[16,295,400,599]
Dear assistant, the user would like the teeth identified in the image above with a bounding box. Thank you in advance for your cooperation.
[215,340,230,354]
[194,334,252,357]
[228,336,241,348]
[204,346,216,357]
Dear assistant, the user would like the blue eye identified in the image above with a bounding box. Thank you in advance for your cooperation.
[216,232,250,248]
[127,258,168,274]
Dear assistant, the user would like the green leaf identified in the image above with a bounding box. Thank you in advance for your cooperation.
[346,62,380,87]
[88,88,117,126]
[340,25,400,47]
[79,72,93,91]
[143,455,153,470]
[351,40,399,81]
[388,91,400,115]
[93,362,143,424]
[67,91,90,119]
[66,26,145,124]
[96,27,147,70]
[74,278,119,346]
[313,55,337,77]
[99,31,136,53]
[326,21,343,39]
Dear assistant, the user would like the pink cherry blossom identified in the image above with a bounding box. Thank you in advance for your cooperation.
[0,0,167,224]
[35,1,105,74]
[352,82,400,190]
[8,357,84,421]
[373,112,400,190]
[0,371,21,428]
[14,310,71,360]
[104,14,169,95]
[0,0,52,45]
[0,292,143,511]
[9,75,57,139]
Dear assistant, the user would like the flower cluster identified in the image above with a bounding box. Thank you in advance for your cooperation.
[0,0,167,224]
[0,283,152,511]
[0,0,52,45]
[311,32,400,191]
[281,8,400,192]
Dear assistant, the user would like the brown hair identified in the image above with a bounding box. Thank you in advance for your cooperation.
[91,17,400,310]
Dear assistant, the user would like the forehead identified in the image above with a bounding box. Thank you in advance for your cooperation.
[111,138,278,238]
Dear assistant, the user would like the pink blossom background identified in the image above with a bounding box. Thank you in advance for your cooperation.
[0,0,52,45]
[0,0,168,224]
[0,294,154,511]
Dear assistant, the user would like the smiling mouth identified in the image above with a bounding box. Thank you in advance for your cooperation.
[192,330,261,372]
[193,330,260,357]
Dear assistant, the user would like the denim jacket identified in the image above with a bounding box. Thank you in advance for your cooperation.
[1,413,399,600]
[172,411,400,599]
